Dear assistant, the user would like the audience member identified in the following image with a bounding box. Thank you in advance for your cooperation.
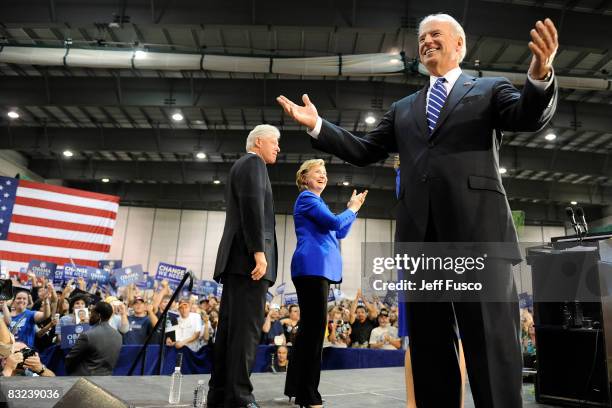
[270,345,289,373]
[122,296,156,345]
[369,309,401,350]
[1,341,55,377]
[349,289,379,348]
[9,289,51,349]
[65,302,122,376]
[166,297,202,352]
[280,304,300,345]
[328,308,351,348]
[261,304,285,345]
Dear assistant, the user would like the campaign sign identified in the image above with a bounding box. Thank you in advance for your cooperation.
[53,266,64,286]
[114,265,144,287]
[99,260,122,272]
[87,267,109,285]
[136,273,155,290]
[284,292,298,305]
[61,324,90,349]
[275,282,286,295]
[27,260,57,279]
[63,264,89,281]
[192,280,218,296]
[216,284,223,298]
[155,262,187,286]
[266,291,274,302]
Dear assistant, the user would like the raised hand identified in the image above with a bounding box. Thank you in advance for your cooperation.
[347,189,368,212]
[528,18,558,80]
[276,94,319,130]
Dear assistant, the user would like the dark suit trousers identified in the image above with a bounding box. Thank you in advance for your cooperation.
[208,273,270,407]
[284,276,330,405]
[406,217,522,407]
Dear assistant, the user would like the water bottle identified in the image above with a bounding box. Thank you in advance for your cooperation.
[192,379,206,407]
[169,366,183,404]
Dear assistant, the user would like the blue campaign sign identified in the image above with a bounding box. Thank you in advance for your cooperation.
[136,273,155,290]
[114,265,144,287]
[63,264,89,281]
[284,292,298,305]
[60,324,91,349]
[327,288,335,302]
[27,260,57,278]
[275,282,286,295]
[266,291,274,302]
[53,266,64,286]
[87,267,109,285]
[155,262,187,286]
[99,260,122,271]
[192,280,218,296]
[215,284,223,298]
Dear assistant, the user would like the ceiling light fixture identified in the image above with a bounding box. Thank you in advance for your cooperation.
[7,111,19,119]
[570,201,578,205]
[544,132,557,141]
[172,112,184,121]
[499,167,507,174]
[342,181,350,186]
[365,115,376,125]
[101,178,110,183]
[213,179,221,185]
[63,150,74,158]
[196,152,206,160]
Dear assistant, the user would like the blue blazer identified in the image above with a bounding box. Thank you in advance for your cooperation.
[291,190,357,283]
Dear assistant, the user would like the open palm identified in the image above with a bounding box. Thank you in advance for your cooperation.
[276,94,318,130]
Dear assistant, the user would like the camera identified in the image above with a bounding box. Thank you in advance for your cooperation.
[0,279,12,301]
[17,347,36,369]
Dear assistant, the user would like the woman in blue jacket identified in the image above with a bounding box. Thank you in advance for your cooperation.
[284,159,367,408]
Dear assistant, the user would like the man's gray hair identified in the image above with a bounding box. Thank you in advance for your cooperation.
[418,13,467,63]
[245,124,281,152]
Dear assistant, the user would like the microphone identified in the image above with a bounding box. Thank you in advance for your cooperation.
[575,207,588,235]
[565,207,581,238]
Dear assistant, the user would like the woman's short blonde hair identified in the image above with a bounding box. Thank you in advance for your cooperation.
[296,159,325,191]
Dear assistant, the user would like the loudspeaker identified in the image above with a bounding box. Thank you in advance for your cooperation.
[53,378,131,408]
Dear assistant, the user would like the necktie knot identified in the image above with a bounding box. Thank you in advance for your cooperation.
[435,77,446,87]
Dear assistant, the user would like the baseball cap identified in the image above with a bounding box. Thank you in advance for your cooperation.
[132,296,145,304]
[379,308,389,317]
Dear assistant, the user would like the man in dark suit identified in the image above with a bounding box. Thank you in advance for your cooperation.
[65,301,122,376]
[277,14,558,408]
[207,124,280,408]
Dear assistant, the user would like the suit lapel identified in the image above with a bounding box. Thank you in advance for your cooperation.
[411,85,429,140]
[430,73,477,138]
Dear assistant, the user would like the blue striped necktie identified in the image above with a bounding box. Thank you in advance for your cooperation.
[427,77,447,135]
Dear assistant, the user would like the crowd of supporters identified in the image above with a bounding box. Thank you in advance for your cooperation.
[0,272,536,375]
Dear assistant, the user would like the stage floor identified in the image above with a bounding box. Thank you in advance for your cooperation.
[0,367,561,408]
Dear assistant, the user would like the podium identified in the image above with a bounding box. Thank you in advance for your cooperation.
[527,236,612,407]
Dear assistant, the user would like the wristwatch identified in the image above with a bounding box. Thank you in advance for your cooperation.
[35,365,46,375]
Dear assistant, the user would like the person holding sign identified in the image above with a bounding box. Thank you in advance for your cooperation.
[284,159,367,408]
[208,125,280,408]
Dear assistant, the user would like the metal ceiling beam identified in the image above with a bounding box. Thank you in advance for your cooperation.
[3,127,612,179]
[27,158,612,206]
[0,77,610,134]
[1,0,610,51]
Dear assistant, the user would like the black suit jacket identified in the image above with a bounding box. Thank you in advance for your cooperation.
[64,321,122,376]
[214,153,278,283]
[313,73,557,260]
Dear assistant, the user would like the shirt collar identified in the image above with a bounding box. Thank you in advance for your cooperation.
[429,66,463,89]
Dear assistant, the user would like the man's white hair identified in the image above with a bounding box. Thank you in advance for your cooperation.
[245,124,281,152]
[418,13,467,63]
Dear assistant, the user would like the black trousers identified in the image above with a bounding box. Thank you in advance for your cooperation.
[405,215,522,407]
[284,276,330,405]
[207,273,270,407]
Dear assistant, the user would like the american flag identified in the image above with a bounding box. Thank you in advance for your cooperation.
[0,176,119,274]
